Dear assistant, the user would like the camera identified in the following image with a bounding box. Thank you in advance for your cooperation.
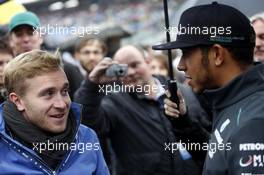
[106,64,128,77]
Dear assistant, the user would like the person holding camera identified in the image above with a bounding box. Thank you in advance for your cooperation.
[74,45,209,175]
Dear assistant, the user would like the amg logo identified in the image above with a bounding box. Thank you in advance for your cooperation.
[240,143,264,151]
[239,155,264,167]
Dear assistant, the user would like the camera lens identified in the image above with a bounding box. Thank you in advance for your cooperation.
[118,69,124,74]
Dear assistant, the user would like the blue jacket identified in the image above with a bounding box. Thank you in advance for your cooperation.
[0,102,109,175]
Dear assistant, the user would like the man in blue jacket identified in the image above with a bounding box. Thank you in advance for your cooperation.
[157,2,264,175]
[0,50,109,174]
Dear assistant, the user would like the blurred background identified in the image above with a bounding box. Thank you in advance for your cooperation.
[1,0,264,56]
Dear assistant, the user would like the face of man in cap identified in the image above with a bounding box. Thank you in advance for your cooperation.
[9,25,43,56]
[153,2,255,93]
[178,46,216,93]
[252,19,264,61]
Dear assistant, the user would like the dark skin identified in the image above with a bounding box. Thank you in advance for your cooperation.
[165,44,252,118]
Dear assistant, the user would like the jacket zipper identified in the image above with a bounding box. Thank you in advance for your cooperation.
[52,105,82,174]
[1,104,82,175]
[1,133,55,174]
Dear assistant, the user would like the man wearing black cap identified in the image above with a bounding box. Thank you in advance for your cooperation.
[155,2,264,175]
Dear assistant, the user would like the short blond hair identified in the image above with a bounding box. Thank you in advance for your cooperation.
[4,50,63,96]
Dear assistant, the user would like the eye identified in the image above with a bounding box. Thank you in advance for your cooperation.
[259,34,264,40]
[61,88,69,96]
[130,62,139,68]
[46,89,55,96]
[15,31,23,37]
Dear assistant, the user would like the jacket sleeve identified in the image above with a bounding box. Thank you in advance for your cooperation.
[169,84,211,164]
[92,132,110,175]
[74,79,118,137]
[227,119,264,175]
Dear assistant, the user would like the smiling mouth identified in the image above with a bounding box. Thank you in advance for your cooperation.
[50,114,65,118]
[184,75,192,79]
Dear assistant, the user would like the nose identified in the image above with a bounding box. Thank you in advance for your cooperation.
[21,34,30,42]
[256,37,261,47]
[126,67,135,76]
[256,36,264,47]
[53,95,68,109]
[177,58,186,72]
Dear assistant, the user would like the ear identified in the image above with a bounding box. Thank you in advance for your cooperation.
[210,44,225,66]
[144,53,153,65]
[74,52,81,61]
[145,58,151,64]
[38,35,44,46]
[8,92,25,111]
[9,34,15,49]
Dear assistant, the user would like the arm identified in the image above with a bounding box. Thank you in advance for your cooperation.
[164,84,211,162]
[74,79,112,136]
[74,58,118,136]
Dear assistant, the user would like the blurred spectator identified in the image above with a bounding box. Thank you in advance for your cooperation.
[251,12,264,62]
[0,50,109,174]
[0,39,13,103]
[74,36,115,173]
[8,11,83,100]
[150,53,169,77]
[75,45,208,175]
[74,36,107,75]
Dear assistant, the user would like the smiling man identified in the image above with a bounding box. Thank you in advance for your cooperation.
[8,11,83,100]
[0,50,109,174]
[154,2,264,175]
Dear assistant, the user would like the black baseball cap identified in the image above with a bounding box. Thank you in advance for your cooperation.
[153,1,255,50]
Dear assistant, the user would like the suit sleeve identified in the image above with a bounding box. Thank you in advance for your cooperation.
[74,79,118,137]
[170,84,211,165]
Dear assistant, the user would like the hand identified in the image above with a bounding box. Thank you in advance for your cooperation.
[164,90,187,118]
[89,57,118,84]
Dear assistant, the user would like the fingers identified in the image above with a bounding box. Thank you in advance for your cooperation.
[177,90,185,103]
[177,89,187,115]
[89,58,117,83]
[165,90,171,98]
[98,57,115,69]
[164,98,180,118]
[164,89,187,117]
